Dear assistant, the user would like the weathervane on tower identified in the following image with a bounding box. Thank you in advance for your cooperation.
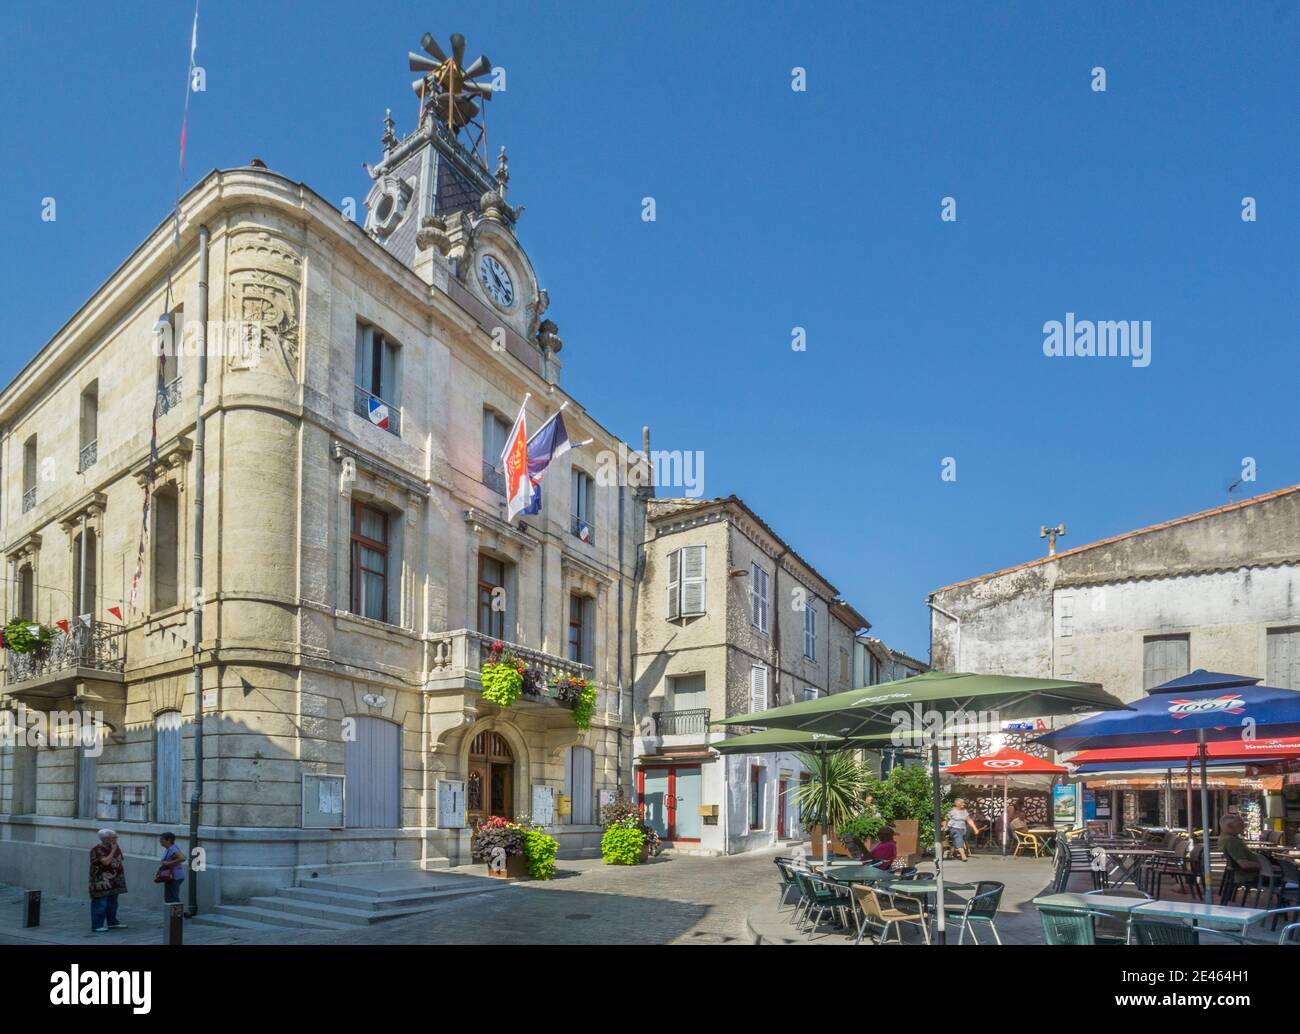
[409,32,496,169]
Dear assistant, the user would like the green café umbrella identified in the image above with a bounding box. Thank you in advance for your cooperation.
[715,671,1131,943]
[710,728,893,867]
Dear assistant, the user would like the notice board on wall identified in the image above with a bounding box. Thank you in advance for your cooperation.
[303,774,345,828]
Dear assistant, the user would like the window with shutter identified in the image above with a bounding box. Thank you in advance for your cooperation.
[750,664,769,717]
[750,563,769,633]
[666,549,680,620]
[1142,634,1189,690]
[804,605,817,660]
[680,544,706,616]
[1267,628,1300,690]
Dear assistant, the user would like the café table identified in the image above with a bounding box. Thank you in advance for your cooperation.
[1131,899,1266,937]
[821,863,897,885]
[1092,846,1165,890]
[1026,827,1058,854]
[1032,891,1154,943]
[882,878,976,937]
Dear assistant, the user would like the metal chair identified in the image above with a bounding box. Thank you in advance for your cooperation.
[774,857,801,909]
[943,880,1005,944]
[1013,829,1046,858]
[1132,918,1198,945]
[1038,906,1115,945]
[800,873,851,935]
[850,884,930,945]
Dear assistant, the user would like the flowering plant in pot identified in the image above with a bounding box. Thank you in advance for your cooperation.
[2,619,53,655]
[471,816,528,877]
[481,640,526,709]
[551,675,598,730]
[599,793,658,863]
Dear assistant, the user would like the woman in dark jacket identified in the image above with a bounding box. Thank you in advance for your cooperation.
[89,829,128,932]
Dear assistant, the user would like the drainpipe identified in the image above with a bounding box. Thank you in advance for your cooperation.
[615,471,625,790]
[187,224,209,916]
[928,600,961,671]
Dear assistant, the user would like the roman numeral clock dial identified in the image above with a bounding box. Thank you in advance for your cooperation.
[478,254,514,309]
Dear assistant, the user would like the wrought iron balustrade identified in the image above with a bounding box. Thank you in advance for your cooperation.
[652,708,711,736]
[481,460,506,496]
[22,486,36,513]
[79,439,98,473]
[5,621,126,686]
[353,385,401,436]
[155,376,183,417]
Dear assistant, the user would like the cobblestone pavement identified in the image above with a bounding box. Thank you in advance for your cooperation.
[0,848,783,947]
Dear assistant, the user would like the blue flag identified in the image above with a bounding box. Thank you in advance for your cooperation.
[523,411,572,515]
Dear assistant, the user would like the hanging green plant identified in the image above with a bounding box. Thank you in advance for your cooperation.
[572,681,597,730]
[481,660,524,708]
[3,619,52,655]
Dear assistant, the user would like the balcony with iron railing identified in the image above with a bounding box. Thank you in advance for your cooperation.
[21,486,36,513]
[155,376,183,417]
[4,621,127,722]
[424,628,618,719]
[652,708,711,737]
[569,513,595,547]
[78,439,98,473]
[353,385,401,436]
[481,460,506,496]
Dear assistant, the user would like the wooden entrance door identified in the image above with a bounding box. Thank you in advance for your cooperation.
[468,730,514,824]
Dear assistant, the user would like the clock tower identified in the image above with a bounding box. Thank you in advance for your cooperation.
[362,32,562,375]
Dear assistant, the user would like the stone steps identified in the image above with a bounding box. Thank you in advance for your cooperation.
[191,870,507,933]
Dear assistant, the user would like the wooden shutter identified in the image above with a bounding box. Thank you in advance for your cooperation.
[1268,629,1300,690]
[355,323,372,389]
[750,665,769,713]
[77,746,98,819]
[666,549,681,619]
[680,544,706,616]
[345,716,401,828]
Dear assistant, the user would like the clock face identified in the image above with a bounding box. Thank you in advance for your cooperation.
[478,254,515,309]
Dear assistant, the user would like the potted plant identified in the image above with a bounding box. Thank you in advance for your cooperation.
[794,752,869,856]
[512,818,559,879]
[3,619,53,655]
[599,793,657,864]
[480,641,525,709]
[551,675,598,730]
[471,816,529,878]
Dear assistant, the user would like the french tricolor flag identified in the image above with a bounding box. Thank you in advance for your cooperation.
[367,397,390,430]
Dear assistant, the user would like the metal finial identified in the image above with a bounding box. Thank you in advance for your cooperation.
[381,108,397,150]
[495,146,510,195]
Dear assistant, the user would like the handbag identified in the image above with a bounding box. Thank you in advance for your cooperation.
[153,864,174,883]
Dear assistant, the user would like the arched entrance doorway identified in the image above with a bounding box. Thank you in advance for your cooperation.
[468,730,514,823]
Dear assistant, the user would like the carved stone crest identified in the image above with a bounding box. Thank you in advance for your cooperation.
[227,232,302,377]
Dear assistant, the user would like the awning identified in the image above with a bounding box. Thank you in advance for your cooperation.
[1067,736,1300,766]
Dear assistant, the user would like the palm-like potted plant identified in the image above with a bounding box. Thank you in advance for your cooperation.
[794,752,870,857]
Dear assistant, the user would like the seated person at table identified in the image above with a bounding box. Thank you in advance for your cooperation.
[1218,813,1261,881]
[1008,808,1028,835]
[859,826,898,869]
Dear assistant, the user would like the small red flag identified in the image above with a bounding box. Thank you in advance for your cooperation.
[56,619,70,634]
[108,606,123,620]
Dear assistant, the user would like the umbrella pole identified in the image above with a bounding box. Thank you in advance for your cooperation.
[1001,777,1009,855]
[821,747,829,869]
[1185,760,1193,832]
[930,737,946,944]
[1198,732,1211,906]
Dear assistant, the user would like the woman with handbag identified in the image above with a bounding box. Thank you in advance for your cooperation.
[89,829,128,932]
[156,832,186,905]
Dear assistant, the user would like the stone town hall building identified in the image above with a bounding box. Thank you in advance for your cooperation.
[0,42,647,906]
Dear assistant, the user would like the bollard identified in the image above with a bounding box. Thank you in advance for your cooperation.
[23,890,40,928]
[164,902,184,945]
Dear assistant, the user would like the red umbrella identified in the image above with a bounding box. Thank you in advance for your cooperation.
[945,748,1068,854]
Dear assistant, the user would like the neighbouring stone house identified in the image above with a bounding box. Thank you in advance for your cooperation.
[0,72,647,906]
[927,484,1300,832]
[631,496,869,854]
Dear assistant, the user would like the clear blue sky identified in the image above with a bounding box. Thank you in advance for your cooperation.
[2,2,1297,659]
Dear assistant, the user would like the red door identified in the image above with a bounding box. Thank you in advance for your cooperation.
[777,779,788,838]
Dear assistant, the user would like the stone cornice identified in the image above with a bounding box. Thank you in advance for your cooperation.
[560,551,614,588]
[463,507,537,550]
[131,435,193,485]
[56,491,108,532]
[5,532,42,562]
[331,439,431,499]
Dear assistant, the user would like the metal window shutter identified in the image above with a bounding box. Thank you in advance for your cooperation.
[155,719,182,824]
[565,746,593,824]
[750,665,769,712]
